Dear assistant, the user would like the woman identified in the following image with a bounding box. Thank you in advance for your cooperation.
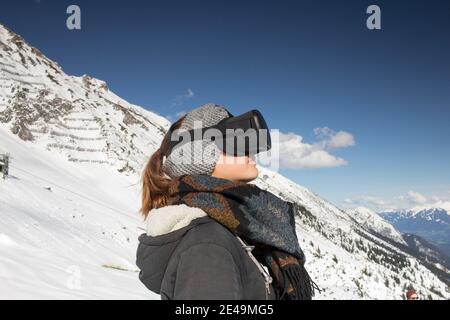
[136,103,315,300]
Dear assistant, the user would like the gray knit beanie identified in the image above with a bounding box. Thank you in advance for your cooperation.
[162,103,230,178]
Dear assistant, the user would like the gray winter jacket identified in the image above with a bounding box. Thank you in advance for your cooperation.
[136,204,276,300]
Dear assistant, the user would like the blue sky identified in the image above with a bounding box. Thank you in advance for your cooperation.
[1,0,449,210]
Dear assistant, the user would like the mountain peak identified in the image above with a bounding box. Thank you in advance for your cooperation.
[412,202,450,215]
[1,23,169,173]
[347,206,406,245]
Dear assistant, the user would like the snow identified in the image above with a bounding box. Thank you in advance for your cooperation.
[0,233,16,246]
[347,206,406,245]
[412,202,450,214]
[0,126,157,299]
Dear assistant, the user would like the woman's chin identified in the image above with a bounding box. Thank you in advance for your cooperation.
[239,166,259,182]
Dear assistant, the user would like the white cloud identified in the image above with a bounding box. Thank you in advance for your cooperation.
[273,131,349,169]
[343,190,450,213]
[342,195,390,212]
[432,201,450,211]
[328,131,355,149]
[313,127,355,149]
[185,89,194,98]
[400,191,450,211]
[405,190,427,204]
[430,196,441,202]
[172,89,194,107]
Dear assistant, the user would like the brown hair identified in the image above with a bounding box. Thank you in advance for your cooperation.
[140,116,185,218]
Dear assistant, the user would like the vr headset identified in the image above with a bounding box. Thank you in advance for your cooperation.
[165,110,271,157]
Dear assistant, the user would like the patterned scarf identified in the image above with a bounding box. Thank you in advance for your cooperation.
[167,175,317,300]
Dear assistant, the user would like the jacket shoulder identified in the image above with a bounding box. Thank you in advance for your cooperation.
[159,217,273,300]
[159,218,245,299]
[178,217,242,253]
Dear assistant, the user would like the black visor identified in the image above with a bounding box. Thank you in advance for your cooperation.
[165,109,271,157]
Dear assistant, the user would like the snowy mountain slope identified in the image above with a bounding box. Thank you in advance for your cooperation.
[0,24,169,174]
[0,125,157,299]
[347,206,406,245]
[0,22,448,299]
[254,170,448,299]
[402,234,450,280]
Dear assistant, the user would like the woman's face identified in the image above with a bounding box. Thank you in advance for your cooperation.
[212,153,259,182]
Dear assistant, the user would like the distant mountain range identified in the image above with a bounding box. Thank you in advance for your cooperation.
[349,206,450,285]
[380,206,450,257]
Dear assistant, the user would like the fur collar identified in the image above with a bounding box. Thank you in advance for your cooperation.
[146,204,207,236]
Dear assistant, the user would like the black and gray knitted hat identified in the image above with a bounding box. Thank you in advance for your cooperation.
[162,103,230,178]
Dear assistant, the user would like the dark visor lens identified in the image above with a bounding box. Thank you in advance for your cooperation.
[215,110,271,156]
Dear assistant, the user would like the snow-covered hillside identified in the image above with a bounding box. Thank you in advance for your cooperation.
[0,24,169,174]
[402,234,450,276]
[0,23,448,300]
[254,170,449,299]
[347,206,406,245]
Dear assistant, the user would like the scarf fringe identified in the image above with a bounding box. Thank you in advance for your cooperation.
[279,264,322,300]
